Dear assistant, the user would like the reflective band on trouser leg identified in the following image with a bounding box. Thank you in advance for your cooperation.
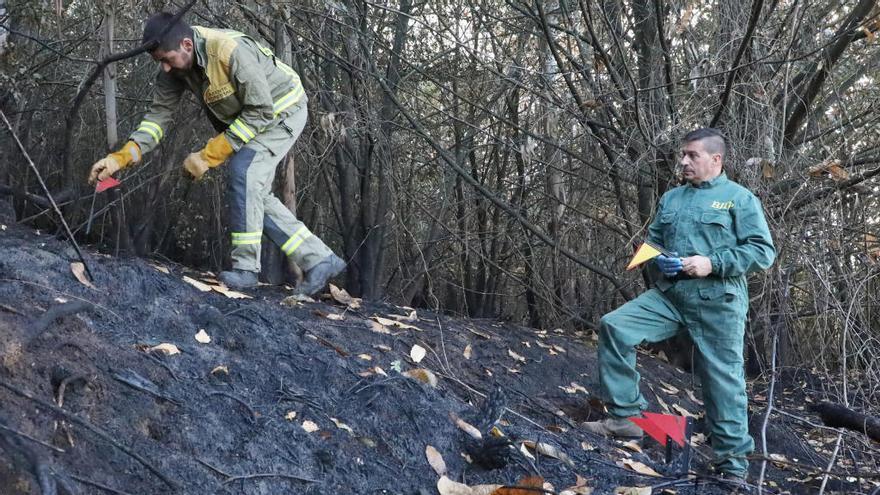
[137,120,164,143]
[231,231,262,246]
[228,147,261,272]
[280,226,313,256]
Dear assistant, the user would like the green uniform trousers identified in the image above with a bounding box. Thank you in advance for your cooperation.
[227,101,333,272]
[598,280,752,476]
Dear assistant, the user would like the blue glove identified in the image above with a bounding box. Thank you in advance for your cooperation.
[656,252,683,277]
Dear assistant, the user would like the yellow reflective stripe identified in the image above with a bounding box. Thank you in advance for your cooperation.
[285,232,312,255]
[273,86,304,116]
[137,121,164,143]
[231,230,262,246]
[229,119,255,143]
[232,231,262,238]
[281,226,312,255]
[231,238,261,246]
[237,119,256,139]
[139,121,164,139]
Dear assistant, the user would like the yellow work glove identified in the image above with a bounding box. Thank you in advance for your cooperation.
[183,133,234,180]
[88,141,141,184]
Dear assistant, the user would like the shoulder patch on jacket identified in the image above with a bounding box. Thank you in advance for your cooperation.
[194,27,244,104]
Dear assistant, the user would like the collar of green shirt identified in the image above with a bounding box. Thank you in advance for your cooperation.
[689,171,728,189]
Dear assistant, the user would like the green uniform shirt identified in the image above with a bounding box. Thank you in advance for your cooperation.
[646,172,776,292]
[129,26,305,155]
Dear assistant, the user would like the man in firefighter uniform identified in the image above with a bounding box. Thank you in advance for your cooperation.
[582,128,776,485]
[88,12,344,294]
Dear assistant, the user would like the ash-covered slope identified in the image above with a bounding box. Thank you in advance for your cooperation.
[0,219,833,494]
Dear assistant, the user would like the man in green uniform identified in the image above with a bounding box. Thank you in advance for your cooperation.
[582,128,775,484]
[88,13,344,294]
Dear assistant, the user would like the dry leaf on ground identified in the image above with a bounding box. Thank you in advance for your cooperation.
[301,420,319,433]
[437,476,502,495]
[402,368,438,387]
[425,445,447,475]
[449,413,482,440]
[508,349,526,363]
[620,440,642,453]
[331,417,354,434]
[194,329,211,344]
[410,344,427,363]
[463,344,472,359]
[620,459,661,477]
[211,284,252,299]
[282,293,316,305]
[389,310,417,322]
[369,321,393,334]
[182,276,212,292]
[284,411,297,421]
[521,441,575,467]
[492,475,544,494]
[210,365,228,375]
[70,262,95,289]
[614,487,651,495]
[147,343,180,356]
[149,263,170,274]
[330,284,361,309]
[372,316,422,331]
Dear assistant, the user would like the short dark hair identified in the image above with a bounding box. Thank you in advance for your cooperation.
[143,13,193,52]
[682,127,727,158]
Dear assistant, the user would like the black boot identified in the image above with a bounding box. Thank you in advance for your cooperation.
[219,269,259,290]
[295,254,346,296]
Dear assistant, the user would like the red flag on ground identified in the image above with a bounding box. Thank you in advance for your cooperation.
[96,177,121,193]
[629,412,687,447]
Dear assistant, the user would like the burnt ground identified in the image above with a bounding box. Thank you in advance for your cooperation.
[1,211,879,494]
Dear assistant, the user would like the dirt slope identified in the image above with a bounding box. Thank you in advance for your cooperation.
[0,217,873,494]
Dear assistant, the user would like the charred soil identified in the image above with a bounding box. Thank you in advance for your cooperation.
[0,220,877,494]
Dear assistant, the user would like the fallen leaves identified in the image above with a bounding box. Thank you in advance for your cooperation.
[410,344,427,363]
[507,349,526,363]
[183,275,252,299]
[329,284,362,309]
[145,343,180,356]
[282,293,315,305]
[558,382,589,395]
[331,417,354,434]
[402,368,438,387]
[70,262,95,289]
[425,445,447,476]
[194,329,211,344]
[450,413,482,440]
[614,487,651,495]
[619,459,661,477]
[301,420,319,433]
[463,344,472,360]
[182,276,212,292]
[211,365,229,375]
[437,476,501,495]
[285,411,298,421]
[371,316,422,332]
[520,441,575,467]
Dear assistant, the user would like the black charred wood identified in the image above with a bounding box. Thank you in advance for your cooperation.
[811,402,880,442]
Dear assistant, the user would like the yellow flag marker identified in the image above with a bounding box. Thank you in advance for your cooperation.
[626,241,666,270]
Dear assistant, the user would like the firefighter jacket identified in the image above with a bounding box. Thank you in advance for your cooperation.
[129,26,305,155]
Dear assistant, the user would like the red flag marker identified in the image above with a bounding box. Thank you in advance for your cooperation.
[629,412,687,447]
[96,176,121,193]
